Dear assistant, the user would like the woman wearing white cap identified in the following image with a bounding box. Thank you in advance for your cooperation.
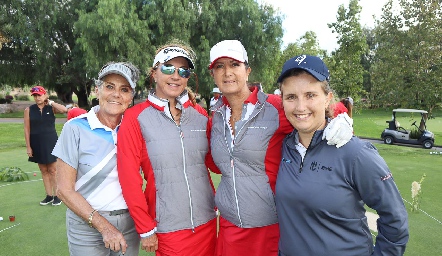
[117,41,220,255]
[53,62,141,255]
[210,87,222,108]
[208,40,354,256]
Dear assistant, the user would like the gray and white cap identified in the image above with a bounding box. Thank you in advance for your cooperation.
[98,62,138,89]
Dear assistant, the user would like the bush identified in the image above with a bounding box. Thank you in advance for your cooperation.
[15,94,30,101]
[5,95,13,103]
[0,167,29,182]
[0,98,6,104]
[49,95,58,100]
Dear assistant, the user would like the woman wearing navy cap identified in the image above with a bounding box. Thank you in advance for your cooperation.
[24,85,67,206]
[276,55,409,255]
[208,41,354,256]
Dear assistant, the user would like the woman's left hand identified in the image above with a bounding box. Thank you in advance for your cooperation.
[323,113,353,148]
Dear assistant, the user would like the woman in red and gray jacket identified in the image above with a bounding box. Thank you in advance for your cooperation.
[117,41,219,255]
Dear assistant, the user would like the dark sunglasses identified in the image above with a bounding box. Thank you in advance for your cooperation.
[160,64,192,78]
[31,87,43,93]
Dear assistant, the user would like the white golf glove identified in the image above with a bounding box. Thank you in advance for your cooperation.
[322,113,353,148]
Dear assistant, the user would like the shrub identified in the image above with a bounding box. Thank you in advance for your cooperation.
[49,95,58,100]
[0,167,29,182]
[0,98,6,104]
[15,94,30,101]
[5,95,13,103]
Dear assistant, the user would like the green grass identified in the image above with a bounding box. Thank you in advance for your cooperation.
[0,108,441,255]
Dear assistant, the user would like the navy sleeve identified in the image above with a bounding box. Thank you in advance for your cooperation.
[352,142,409,255]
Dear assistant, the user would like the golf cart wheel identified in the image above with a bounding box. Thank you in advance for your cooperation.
[423,140,433,149]
[384,136,394,145]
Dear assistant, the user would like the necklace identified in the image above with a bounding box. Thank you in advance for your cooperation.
[172,111,181,121]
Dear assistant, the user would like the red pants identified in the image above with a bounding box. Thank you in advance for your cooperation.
[216,216,279,256]
[156,218,217,256]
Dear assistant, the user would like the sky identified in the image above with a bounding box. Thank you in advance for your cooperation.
[260,0,398,52]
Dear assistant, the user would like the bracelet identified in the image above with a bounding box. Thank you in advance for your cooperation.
[48,100,54,106]
[88,209,97,228]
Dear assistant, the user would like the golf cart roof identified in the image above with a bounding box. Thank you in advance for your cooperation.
[393,109,428,114]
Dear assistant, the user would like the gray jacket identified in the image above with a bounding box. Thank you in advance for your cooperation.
[211,90,291,228]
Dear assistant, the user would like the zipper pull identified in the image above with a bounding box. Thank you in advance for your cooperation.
[180,131,184,138]
[231,159,234,168]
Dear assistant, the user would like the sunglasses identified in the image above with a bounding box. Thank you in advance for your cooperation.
[160,64,192,78]
[31,87,43,93]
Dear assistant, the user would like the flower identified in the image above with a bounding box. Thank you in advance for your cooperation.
[410,173,426,213]
[411,181,421,198]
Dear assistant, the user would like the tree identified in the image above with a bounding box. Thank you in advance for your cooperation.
[328,0,368,100]
[0,0,96,106]
[370,0,442,112]
[1,0,284,105]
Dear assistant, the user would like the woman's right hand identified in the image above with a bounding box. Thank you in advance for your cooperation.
[100,223,128,254]
[27,147,33,157]
[141,233,158,252]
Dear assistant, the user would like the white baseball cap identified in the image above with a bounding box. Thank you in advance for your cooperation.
[98,62,138,89]
[212,87,221,94]
[208,40,248,69]
[153,46,195,69]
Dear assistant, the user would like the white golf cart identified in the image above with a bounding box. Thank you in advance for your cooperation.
[381,109,435,149]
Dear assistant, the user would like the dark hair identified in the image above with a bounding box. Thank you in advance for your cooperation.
[340,98,353,118]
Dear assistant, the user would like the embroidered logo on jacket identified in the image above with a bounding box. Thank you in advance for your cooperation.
[310,161,333,172]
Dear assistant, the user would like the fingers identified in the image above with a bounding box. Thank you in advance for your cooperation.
[120,239,128,254]
[141,234,158,252]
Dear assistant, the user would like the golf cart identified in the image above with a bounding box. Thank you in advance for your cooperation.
[381,109,435,149]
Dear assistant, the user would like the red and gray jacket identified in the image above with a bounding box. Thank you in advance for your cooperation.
[117,90,218,235]
[210,88,293,228]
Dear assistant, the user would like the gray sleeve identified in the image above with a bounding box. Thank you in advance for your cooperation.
[352,142,409,256]
[52,122,80,170]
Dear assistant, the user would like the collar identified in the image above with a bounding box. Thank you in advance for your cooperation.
[87,106,120,131]
[221,86,259,107]
[286,120,329,150]
[147,89,190,114]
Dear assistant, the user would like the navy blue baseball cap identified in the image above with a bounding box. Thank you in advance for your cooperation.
[277,55,330,83]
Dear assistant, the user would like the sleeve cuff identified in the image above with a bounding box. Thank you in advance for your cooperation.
[140,227,157,238]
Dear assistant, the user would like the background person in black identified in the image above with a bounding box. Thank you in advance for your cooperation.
[24,85,67,206]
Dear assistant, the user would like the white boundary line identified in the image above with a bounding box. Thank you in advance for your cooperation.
[403,198,442,225]
[0,179,42,188]
[0,222,21,233]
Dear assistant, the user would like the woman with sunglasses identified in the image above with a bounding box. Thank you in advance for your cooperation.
[24,85,68,206]
[117,41,219,255]
[208,40,354,256]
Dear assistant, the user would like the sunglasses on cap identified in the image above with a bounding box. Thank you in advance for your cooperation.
[160,64,192,78]
[31,87,44,93]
